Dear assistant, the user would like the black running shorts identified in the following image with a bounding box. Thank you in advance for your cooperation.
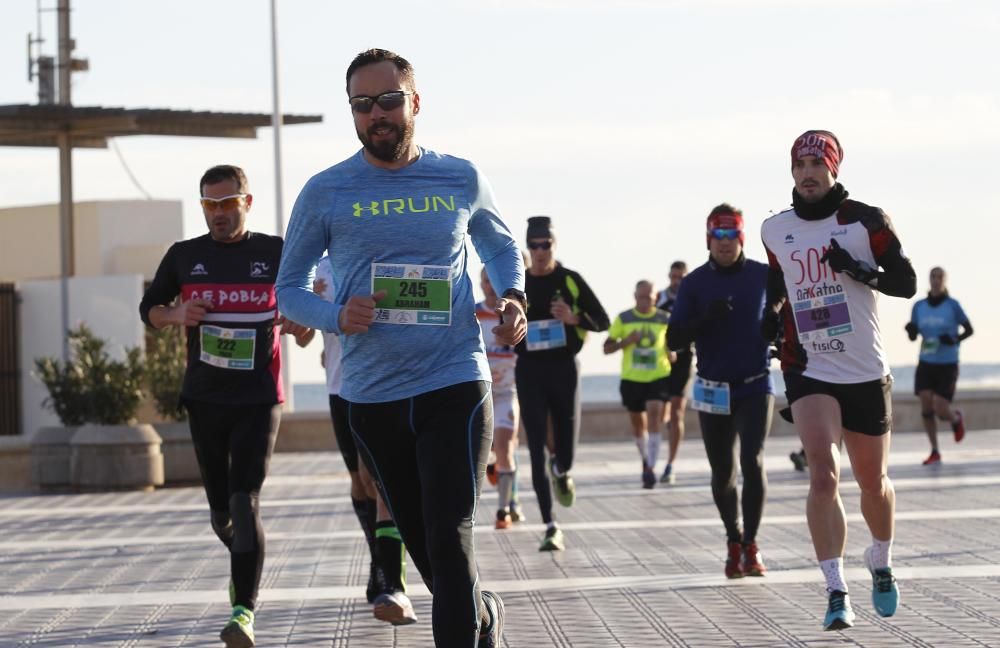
[784,372,892,437]
[620,377,670,413]
[914,361,959,402]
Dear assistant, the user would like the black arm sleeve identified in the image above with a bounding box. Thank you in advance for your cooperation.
[139,245,181,328]
[862,208,917,298]
[572,271,610,332]
[764,260,787,314]
[666,276,698,350]
[667,323,698,350]
[959,321,974,342]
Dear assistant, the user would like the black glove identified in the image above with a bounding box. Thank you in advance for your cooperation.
[820,238,877,284]
[760,309,782,343]
[905,322,918,341]
[939,334,957,346]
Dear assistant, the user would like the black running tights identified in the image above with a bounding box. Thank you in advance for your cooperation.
[698,393,773,544]
[185,400,280,610]
[515,355,581,525]
[348,381,492,648]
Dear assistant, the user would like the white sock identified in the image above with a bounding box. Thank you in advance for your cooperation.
[647,432,662,469]
[496,470,515,511]
[869,537,893,569]
[546,521,559,531]
[635,432,649,466]
[820,557,848,593]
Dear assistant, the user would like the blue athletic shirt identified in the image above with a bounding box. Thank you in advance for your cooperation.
[911,296,969,365]
[668,257,774,400]
[275,147,524,403]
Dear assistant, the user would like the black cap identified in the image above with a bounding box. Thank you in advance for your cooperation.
[526,216,554,240]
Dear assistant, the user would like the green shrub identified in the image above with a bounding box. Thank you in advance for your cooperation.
[146,324,187,422]
[35,324,146,426]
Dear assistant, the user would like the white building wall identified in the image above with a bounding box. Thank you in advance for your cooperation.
[18,274,146,437]
[0,200,183,282]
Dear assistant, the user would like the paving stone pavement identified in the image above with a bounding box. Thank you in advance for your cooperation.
[2,429,999,647]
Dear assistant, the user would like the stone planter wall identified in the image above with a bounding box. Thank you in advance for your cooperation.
[154,420,201,485]
[70,423,164,491]
[0,436,31,492]
[30,425,78,490]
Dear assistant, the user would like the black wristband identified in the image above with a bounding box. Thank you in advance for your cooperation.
[501,288,527,311]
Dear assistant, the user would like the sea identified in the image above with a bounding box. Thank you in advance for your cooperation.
[291,362,1000,411]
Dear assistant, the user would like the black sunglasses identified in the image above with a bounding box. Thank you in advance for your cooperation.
[527,241,552,251]
[349,90,412,114]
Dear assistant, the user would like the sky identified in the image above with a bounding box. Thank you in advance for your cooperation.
[2,0,999,390]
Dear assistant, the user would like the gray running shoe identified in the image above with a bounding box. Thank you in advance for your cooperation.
[478,590,505,648]
[373,590,418,625]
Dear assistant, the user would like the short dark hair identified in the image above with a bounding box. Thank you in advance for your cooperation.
[930,266,946,278]
[199,165,248,196]
[708,203,742,219]
[346,48,415,95]
[669,260,687,272]
[635,280,653,292]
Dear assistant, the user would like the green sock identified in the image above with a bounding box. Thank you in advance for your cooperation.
[375,522,406,592]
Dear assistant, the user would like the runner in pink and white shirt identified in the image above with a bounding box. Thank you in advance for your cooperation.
[760,130,916,631]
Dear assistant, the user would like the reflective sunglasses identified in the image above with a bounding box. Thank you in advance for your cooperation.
[200,194,247,211]
[349,90,412,114]
[527,241,552,251]
[710,228,741,241]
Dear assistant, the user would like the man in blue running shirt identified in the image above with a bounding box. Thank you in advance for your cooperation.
[906,266,973,465]
[275,49,525,648]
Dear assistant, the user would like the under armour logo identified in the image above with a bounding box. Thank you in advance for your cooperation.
[353,201,380,217]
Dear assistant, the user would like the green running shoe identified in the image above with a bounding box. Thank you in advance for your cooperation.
[549,457,575,507]
[220,605,255,648]
[539,526,565,552]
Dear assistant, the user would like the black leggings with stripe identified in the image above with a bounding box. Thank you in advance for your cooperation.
[348,380,492,648]
[185,399,280,611]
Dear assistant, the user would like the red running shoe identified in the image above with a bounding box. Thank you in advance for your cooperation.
[725,541,744,579]
[952,410,965,443]
[742,543,767,576]
[922,450,941,465]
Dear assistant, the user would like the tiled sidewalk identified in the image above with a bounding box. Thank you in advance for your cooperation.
[2,430,999,647]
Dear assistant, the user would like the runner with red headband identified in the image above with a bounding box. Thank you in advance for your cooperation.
[761,130,916,631]
[668,204,775,581]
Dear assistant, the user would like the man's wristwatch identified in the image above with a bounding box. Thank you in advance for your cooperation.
[501,288,527,312]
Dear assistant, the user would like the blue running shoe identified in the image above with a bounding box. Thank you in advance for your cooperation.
[864,546,900,617]
[823,590,855,631]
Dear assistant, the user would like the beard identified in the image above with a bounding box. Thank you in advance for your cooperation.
[357,119,415,163]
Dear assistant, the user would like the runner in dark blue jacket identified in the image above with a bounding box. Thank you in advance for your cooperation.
[667,204,774,580]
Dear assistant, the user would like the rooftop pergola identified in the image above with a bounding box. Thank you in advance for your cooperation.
[0,102,323,366]
[0,103,322,148]
[3,0,322,411]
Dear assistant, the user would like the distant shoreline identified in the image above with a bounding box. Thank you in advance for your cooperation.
[292,363,1000,412]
